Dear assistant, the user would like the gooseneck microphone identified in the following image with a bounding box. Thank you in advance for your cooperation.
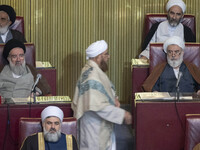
[31,74,42,93]
[176,71,183,101]
[176,72,183,88]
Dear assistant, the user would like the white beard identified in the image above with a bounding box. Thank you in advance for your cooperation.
[167,52,183,68]
[9,59,26,75]
[0,24,9,34]
[43,127,61,142]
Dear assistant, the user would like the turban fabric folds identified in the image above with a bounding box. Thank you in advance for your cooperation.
[166,0,186,13]
[0,5,16,26]
[86,40,108,60]
[41,106,64,122]
[163,36,185,53]
[3,39,26,60]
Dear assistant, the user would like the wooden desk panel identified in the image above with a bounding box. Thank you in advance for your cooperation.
[0,103,72,150]
[136,102,200,150]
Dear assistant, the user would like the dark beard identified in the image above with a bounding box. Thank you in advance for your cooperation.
[100,60,108,72]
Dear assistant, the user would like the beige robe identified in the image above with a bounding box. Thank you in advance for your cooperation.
[72,60,125,150]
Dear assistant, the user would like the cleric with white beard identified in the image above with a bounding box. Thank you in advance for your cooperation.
[142,36,200,95]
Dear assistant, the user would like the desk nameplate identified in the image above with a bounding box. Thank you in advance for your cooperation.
[2,96,72,104]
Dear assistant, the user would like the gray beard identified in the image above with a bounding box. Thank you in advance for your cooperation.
[43,127,61,142]
[168,17,182,27]
[0,25,9,34]
[9,60,26,76]
[167,53,183,68]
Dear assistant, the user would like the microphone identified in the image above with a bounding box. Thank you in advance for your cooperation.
[176,72,183,88]
[31,74,42,93]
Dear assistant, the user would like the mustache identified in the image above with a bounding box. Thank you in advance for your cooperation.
[49,128,56,132]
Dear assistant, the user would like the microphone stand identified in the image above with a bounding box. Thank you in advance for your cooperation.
[176,86,180,102]
[32,88,37,104]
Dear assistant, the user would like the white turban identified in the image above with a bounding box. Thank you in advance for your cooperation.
[163,36,185,53]
[166,0,186,13]
[41,106,64,122]
[86,40,108,60]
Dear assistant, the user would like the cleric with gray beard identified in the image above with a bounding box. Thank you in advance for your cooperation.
[0,39,51,99]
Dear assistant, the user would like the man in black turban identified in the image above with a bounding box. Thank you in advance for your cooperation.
[0,5,26,43]
[0,39,51,99]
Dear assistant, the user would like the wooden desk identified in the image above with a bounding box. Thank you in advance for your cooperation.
[136,101,200,150]
[0,103,72,150]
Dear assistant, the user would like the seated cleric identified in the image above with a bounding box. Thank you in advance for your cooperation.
[142,36,200,95]
[20,106,78,150]
[139,0,195,60]
[0,5,26,43]
[0,39,51,98]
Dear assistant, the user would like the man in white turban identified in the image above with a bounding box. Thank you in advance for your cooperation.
[139,0,195,60]
[72,40,132,150]
[20,106,78,150]
[142,36,200,95]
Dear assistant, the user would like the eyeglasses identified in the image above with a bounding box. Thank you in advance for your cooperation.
[9,54,25,60]
[167,50,181,56]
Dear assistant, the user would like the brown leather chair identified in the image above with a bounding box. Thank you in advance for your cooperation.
[144,13,196,38]
[0,43,35,67]
[19,117,77,148]
[10,16,24,35]
[184,114,200,150]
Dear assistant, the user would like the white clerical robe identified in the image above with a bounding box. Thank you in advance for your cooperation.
[140,20,184,59]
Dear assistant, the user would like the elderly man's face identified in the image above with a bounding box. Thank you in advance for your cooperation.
[167,5,183,27]
[8,48,26,75]
[0,11,11,34]
[43,116,61,142]
[167,44,184,68]
[8,48,25,65]
[99,50,110,72]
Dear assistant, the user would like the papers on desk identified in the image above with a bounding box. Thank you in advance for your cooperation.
[131,59,149,68]
[36,61,52,68]
[135,92,193,101]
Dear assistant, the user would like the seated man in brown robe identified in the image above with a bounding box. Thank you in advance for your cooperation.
[0,39,51,99]
[142,36,200,95]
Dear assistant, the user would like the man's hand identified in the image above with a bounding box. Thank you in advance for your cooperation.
[30,92,40,97]
[115,96,120,108]
[140,56,149,63]
[124,111,132,125]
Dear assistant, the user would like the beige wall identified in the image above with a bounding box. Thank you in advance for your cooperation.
[1,0,199,103]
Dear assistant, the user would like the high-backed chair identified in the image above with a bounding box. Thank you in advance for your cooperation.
[144,13,196,38]
[19,117,77,148]
[10,16,24,35]
[0,43,35,67]
[184,114,200,150]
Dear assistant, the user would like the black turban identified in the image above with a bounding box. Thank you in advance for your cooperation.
[3,39,26,60]
[0,5,16,26]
